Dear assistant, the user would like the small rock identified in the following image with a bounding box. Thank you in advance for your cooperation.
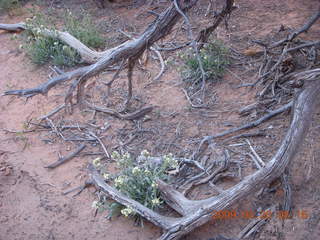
[4,167,11,176]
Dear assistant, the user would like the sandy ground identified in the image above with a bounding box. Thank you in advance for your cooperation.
[0,0,320,240]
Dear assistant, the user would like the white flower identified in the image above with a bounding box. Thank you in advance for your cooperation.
[103,173,110,180]
[91,201,99,209]
[53,41,58,46]
[151,198,161,206]
[132,167,141,175]
[163,153,178,169]
[141,150,150,158]
[92,157,101,167]
[151,182,158,188]
[121,207,133,217]
[171,159,178,168]
[114,176,126,187]
[111,151,120,160]
[123,152,130,160]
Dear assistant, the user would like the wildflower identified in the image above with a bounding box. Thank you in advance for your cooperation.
[141,150,150,158]
[111,151,120,160]
[121,207,133,217]
[103,173,110,180]
[92,157,101,167]
[115,176,126,187]
[123,152,130,160]
[151,182,158,188]
[163,153,178,168]
[144,169,151,175]
[53,41,58,46]
[91,200,99,209]
[132,167,141,175]
[151,198,161,206]
[170,159,178,168]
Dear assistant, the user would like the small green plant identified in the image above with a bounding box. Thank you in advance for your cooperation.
[0,0,20,12]
[63,10,105,49]
[92,150,179,221]
[180,40,230,85]
[23,10,105,66]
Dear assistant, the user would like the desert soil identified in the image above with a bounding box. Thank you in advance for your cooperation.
[0,0,320,240]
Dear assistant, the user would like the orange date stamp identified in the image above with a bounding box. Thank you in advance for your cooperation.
[211,209,309,220]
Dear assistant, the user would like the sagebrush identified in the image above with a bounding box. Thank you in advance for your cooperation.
[180,40,230,85]
[91,150,179,222]
[23,9,105,66]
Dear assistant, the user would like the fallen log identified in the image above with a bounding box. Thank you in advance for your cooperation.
[90,78,320,240]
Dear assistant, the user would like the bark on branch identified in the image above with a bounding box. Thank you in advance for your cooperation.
[1,0,199,109]
[90,79,320,239]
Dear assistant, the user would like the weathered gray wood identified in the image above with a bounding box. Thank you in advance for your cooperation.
[90,79,320,240]
[0,22,108,63]
[1,0,199,104]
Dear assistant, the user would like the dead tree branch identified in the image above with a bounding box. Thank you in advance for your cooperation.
[0,23,108,63]
[196,0,236,49]
[45,144,86,169]
[90,79,320,240]
[87,104,153,120]
[269,6,320,48]
[2,0,199,106]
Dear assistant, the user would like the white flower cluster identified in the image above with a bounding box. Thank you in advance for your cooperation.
[103,173,110,180]
[91,200,102,209]
[163,153,178,169]
[140,149,150,158]
[114,175,126,188]
[132,167,141,175]
[121,207,134,217]
[111,151,121,160]
[151,181,158,189]
[151,198,161,206]
[92,157,101,167]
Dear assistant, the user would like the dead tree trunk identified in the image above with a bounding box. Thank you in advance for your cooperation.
[89,78,320,240]
[1,1,320,239]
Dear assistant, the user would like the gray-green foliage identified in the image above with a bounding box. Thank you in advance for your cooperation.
[24,10,105,66]
[180,40,230,85]
[63,10,105,49]
[92,150,179,220]
[0,0,20,12]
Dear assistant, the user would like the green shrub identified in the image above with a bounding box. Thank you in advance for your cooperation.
[23,10,105,66]
[26,34,80,66]
[64,10,105,49]
[180,40,230,85]
[0,0,20,12]
[91,150,178,221]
